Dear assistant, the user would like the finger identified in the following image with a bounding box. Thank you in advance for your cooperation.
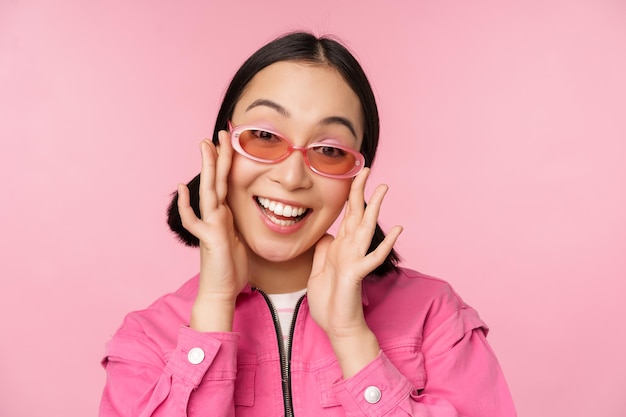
[359,184,389,231]
[347,183,393,257]
[199,140,219,216]
[338,168,369,237]
[214,131,233,203]
[361,225,403,272]
[177,183,201,233]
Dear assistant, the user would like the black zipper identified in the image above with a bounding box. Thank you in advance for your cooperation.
[255,288,305,417]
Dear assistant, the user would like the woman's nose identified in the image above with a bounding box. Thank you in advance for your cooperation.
[270,149,314,190]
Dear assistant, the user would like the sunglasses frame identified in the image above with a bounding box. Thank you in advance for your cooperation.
[228,122,365,179]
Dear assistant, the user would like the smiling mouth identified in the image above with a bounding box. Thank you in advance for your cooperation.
[255,197,311,226]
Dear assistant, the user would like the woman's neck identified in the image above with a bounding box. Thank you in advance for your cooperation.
[247,248,313,294]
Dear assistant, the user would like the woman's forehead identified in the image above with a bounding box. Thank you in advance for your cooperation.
[233,61,364,138]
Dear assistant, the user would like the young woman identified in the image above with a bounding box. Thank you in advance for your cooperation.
[100,32,516,416]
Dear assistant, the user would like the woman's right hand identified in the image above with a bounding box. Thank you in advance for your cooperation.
[177,131,248,332]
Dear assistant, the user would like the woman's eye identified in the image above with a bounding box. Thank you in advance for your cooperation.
[316,146,346,158]
[252,130,277,141]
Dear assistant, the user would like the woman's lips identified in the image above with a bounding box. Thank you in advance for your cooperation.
[255,196,311,227]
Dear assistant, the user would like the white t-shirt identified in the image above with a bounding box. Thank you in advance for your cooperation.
[266,288,307,352]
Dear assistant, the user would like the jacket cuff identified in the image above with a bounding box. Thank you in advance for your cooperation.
[332,351,413,417]
[165,325,240,387]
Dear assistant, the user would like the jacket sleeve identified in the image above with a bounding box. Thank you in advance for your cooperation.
[331,306,517,416]
[99,325,240,417]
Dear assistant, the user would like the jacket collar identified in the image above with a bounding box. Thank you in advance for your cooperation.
[241,282,370,306]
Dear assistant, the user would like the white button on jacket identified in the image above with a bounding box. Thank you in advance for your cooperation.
[364,386,382,404]
[187,347,205,365]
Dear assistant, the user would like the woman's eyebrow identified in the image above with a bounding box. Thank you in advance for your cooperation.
[245,99,357,138]
[245,99,290,117]
[319,116,357,139]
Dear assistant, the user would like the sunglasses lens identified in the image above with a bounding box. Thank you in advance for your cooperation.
[234,127,363,177]
[238,129,290,160]
[307,145,359,176]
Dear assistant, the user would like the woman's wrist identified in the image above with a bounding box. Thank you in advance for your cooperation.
[190,296,236,332]
[329,328,380,379]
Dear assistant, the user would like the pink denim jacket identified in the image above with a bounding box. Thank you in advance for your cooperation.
[100,268,516,416]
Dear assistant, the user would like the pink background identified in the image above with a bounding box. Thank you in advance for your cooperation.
[1,0,625,415]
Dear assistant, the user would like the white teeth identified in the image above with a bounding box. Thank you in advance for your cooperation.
[269,218,295,226]
[257,197,307,218]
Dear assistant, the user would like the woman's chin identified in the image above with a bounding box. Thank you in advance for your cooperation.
[248,242,314,265]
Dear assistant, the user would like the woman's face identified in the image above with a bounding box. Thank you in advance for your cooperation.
[227,60,364,264]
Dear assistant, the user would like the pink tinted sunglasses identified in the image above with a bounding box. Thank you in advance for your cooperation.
[229,123,365,179]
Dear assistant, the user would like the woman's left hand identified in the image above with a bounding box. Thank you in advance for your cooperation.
[307,168,402,377]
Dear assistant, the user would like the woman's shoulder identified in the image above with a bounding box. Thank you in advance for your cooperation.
[102,274,201,364]
[112,274,200,337]
[365,267,466,307]
[363,267,487,339]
